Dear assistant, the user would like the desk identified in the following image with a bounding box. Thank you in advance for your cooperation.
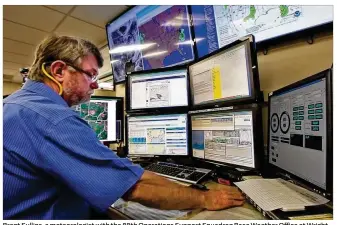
[108,180,266,220]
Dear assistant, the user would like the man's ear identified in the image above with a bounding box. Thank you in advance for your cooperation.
[50,60,66,82]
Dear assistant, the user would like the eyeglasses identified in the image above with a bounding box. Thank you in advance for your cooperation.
[65,62,98,82]
[44,60,99,82]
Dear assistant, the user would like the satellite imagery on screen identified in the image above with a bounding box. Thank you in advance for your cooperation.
[107,5,194,83]
[138,6,194,70]
[110,17,144,82]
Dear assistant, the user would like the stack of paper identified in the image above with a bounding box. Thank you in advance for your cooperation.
[112,199,190,220]
[234,178,329,212]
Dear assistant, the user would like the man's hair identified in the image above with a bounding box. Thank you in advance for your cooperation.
[28,35,104,81]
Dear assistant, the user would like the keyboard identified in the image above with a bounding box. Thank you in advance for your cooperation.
[145,161,211,184]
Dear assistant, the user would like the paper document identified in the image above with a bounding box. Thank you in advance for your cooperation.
[112,199,190,220]
[189,206,265,220]
[234,178,329,212]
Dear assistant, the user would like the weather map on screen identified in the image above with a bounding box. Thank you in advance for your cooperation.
[191,5,333,57]
[73,99,118,142]
[106,5,195,83]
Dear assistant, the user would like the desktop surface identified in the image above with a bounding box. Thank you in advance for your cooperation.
[108,176,332,220]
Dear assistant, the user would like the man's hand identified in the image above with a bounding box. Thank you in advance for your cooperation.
[124,171,246,211]
[203,187,245,210]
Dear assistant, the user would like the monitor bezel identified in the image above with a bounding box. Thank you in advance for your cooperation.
[267,69,333,198]
[89,96,124,143]
[188,35,261,110]
[105,5,195,84]
[126,65,191,113]
[125,111,191,158]
[189,103,264,171]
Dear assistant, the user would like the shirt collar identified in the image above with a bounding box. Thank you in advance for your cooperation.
[22,79,69,107]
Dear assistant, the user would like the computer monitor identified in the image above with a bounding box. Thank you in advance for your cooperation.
[190,104,263,170]
[190,6,333,58]
[188,36,261,109]
[126,113,189,156]
[106,5,195,84]
[73,96,123,143]
[126,66,189,112]
[268,69,333,196]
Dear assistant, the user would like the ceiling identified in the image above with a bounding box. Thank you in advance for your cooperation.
[3,5,130,84]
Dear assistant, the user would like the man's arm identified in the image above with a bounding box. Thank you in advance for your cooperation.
[136,170,190,188]
[122,171,244,210]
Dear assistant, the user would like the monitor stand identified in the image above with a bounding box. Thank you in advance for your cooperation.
[214,165,259,182]
[129,156,155,167]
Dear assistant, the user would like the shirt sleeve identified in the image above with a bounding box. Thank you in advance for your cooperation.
[40,115,144,212]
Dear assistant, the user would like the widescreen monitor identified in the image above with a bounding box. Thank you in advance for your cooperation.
[106,5,195,83]
[189,37,260,109]
[127,113,189,156]
[127,67,189,111]
[190,105,263,170]
[191,5,333,58]
[268,69,332,196]
[73,96,123,142]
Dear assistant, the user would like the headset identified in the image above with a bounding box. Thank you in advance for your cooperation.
[41,62,99,96]
[42,62,63,95]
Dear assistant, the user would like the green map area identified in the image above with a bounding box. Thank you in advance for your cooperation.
[279,5,289,17]
[74,102,108,140]
[244,6,256,22]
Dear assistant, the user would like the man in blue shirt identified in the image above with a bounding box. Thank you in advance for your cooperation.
[3,35,244,219]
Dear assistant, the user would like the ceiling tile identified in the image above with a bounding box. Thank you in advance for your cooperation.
[3,39,36,56]
[3,61,31,70]
[4,52,34,65]
[3,5,65,32]
[54,17,107,46]
[3,20,49,45]
[44,5,74,14]
[71,5,128,28]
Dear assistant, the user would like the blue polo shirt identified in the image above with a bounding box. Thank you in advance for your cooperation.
[3,80,144,219]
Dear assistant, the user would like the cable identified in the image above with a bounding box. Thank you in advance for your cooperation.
[41,63,63,95]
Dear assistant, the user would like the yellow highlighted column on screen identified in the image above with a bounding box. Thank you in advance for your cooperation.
[212,66,222,100]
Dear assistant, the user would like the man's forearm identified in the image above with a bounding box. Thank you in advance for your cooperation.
[122,170,245,211]
[124,182,205,210]
[139,171,188,188]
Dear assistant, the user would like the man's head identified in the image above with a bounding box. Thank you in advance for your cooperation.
[28,35,104,106]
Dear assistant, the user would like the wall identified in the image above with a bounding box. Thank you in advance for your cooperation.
[3,81,22,96]
[93,89,116,97]
[113,33,333,149]
[258,33,333,146]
